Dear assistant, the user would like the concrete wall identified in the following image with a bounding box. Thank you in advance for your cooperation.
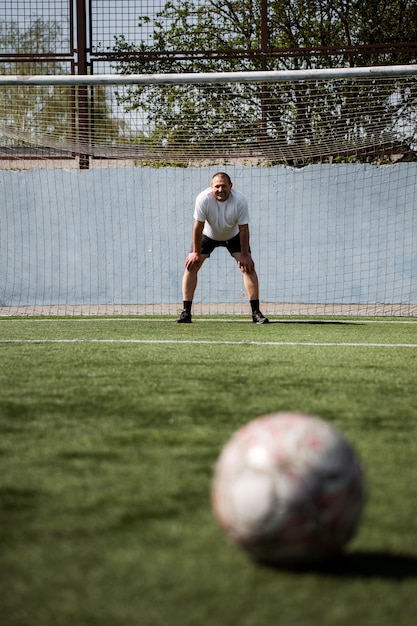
[1,164,416,307]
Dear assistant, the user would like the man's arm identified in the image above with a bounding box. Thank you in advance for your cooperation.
[238,223,255,273]
[192,220,204,254]
[239,223,250,255]
[185,220,205,270]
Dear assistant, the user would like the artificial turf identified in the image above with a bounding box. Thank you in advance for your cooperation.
[1,316,417,626]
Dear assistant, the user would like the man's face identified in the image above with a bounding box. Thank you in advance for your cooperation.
[211,175,232,202]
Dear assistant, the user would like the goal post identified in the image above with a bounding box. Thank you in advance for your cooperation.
[1,66,416,316]
[1,65,417,164]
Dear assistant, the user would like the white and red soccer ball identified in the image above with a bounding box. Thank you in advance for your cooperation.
[212,412,366,564]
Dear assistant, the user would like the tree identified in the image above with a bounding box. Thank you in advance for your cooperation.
[111,1,417,161]
[0,18,126,154]
[112,1,417,72]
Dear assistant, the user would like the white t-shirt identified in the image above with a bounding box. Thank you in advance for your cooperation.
[193,187,250,241]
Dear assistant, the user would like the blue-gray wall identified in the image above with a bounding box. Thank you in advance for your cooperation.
[1,164,416,308]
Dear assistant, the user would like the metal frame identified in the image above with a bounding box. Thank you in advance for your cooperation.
[1,1,417,168]
[2,64,417,85]
[3,2,417,76]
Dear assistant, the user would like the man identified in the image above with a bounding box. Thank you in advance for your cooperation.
[177,172,269,324]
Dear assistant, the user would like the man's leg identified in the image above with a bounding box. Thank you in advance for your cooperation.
[177,256,207,323]
[233,253,269,324]
[241,266,259,301]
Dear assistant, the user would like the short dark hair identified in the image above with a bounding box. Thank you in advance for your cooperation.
[212,172,232,184]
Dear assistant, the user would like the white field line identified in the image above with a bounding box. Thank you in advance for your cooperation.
[1,339,417,348]
[1,317,417,325]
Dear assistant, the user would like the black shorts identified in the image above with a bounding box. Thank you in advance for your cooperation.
[195,233,250,257]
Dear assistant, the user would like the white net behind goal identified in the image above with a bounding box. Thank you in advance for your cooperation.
[1,68,416,316]
[1,67,417,163]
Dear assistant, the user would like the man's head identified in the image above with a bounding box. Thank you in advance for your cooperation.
[211,172,232,202]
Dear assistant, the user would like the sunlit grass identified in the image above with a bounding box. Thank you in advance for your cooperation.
[1,316,417,626]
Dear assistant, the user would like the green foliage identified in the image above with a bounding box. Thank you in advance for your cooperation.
[268,0,417,66]
[0,19,69,146]
[0,18,64,71]
[111,1,417,162]
[114,1,417,73]
[0,19,126,150]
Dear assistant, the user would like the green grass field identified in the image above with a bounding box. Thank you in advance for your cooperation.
[1,315,417,626]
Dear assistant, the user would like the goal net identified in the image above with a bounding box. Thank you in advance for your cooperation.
[1,67,417,316]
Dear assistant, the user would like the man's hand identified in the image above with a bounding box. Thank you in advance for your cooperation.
[185,252,201,271]
[237,254,255,273]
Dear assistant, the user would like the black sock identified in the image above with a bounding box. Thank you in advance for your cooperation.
[250,299,260,313]
[183,301,192,314]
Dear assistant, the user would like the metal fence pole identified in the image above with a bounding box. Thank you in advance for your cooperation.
[76,0,90,169]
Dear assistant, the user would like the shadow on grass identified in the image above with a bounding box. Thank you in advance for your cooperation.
[263,550,417,580]
[268,320,362,325]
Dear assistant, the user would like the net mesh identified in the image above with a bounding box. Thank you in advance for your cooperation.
[1,71,416,317]
[0,71,416,164]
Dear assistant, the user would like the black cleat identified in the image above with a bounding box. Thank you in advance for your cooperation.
[177,309,192,323]
[252,310,269,324]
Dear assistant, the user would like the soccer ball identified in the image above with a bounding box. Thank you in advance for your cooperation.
[211,412,366,565]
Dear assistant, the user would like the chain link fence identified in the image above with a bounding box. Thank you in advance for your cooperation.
[2,0,417,77]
